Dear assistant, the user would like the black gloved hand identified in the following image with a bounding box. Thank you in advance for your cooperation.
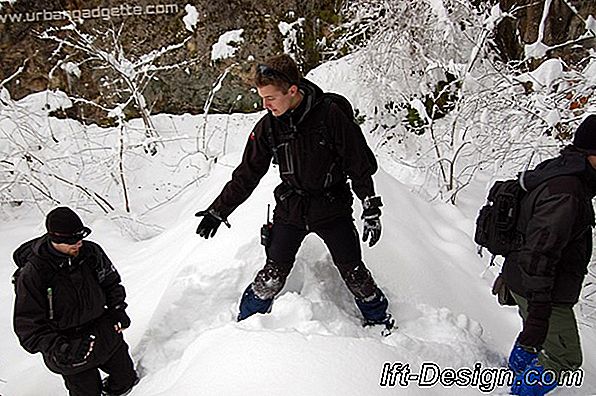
[517,302,552,348]
[110,308,131,331]
[362,196,383,247]
[491,274,517,306]
[195,209,230,239]
[53,335,95,366]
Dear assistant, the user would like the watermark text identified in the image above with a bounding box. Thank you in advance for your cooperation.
[380,361,584,393]
[0,3,179,24]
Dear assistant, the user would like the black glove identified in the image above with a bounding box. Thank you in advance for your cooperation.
[362,196,382,247]
[517,302,552,348]
[110,308,131,330]
[195,209,230,239]
[53,335,95,366]
[491,274,517,306]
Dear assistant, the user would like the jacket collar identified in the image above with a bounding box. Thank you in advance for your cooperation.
[31,235,85,270]
[520,146,588,191]
[273,78,324,129]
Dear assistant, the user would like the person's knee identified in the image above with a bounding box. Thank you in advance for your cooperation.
[341,264,377,299]
[252,259,290,300]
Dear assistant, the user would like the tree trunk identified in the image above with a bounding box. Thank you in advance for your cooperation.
[495,0,595,67]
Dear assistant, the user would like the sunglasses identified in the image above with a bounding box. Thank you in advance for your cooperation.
[49,228,91,245]
[257,64,297,85]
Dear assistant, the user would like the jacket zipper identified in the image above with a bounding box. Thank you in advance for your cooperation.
[47,287,54,320]
[66,257,84,321]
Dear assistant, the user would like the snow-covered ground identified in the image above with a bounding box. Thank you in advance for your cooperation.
[1,58,595,396]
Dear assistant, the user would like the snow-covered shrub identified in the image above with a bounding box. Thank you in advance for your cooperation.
[0,86,234,236]
[345,0,595,204]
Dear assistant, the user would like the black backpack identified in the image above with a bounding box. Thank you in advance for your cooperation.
[12,238,54,291]
[474,178,526,261]
[322,92,356,123]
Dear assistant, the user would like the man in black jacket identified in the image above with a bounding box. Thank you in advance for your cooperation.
[502,115,596,395]
[13,207,138,396]
[196,54,392,330]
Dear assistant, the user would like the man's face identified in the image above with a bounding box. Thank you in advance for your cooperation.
[257,84,299,117]
[52,240,83,257]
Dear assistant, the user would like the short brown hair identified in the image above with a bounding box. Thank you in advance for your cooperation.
[254,54,301,92]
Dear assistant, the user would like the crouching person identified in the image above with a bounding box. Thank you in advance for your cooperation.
[12,207,139,396]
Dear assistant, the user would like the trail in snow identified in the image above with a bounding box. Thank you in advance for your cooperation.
[2,56,595,395]
[3,134,595,395]
[105,158,509,395]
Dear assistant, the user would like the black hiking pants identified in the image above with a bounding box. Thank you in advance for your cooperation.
[62,340,136,396]
[251,216,379,301]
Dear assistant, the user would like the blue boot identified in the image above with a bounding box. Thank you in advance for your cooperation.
[510,358,557,396]
[237,285,273,321]
[356,289,394,334]
[508,342,539,374]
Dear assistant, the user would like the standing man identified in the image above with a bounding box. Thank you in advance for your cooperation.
[502,115,596,395]
[196,54,392,330]
[13,207,138,396]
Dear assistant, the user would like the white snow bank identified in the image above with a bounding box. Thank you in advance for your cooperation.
[2,54,595,396]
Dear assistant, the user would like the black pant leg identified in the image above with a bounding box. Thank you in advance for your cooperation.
[314,217,378,299]
[251,222,308,299]
[62,368,102,396]
[99,341,137,393]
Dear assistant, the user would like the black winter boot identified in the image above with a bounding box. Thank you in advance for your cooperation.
[102,374,139,396]
[237,285,273,321]
[356,289,395,336]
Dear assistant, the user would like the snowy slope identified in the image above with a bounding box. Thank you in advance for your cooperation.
[3,156,595,395]
[2,56,596,396]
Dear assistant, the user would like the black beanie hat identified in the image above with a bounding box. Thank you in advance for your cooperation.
[45,207,91,236]
[573,115,596,154]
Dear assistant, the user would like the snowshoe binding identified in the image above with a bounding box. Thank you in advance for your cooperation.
[102,374,139,396]
[363,314,395,337]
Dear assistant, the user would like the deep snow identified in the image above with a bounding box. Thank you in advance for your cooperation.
[1,56,595,395]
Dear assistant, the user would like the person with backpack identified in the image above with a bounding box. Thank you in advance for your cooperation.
[195,54,393,332]
[12,207,139,396]
[497,115,596,395]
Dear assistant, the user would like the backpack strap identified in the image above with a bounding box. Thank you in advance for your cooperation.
[265,94,351,193]
[320,95,351,190]
[265,114,297,166]
[266,123,279,165]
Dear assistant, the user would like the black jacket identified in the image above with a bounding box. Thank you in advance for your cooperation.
[503,147,596,305]
[208,79,378,227]
[13,236,126,375]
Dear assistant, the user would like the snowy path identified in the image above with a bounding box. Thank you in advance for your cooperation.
[2,153,595,395]
[118,163,507,395]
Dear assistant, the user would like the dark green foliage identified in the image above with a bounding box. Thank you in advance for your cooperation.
[402,71,461,134]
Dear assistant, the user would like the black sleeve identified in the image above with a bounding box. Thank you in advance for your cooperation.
[89,242,126,310]
[326,103,378,201]
[13,265,61,355]
[208,116,273,218]
[517,185,580,304]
